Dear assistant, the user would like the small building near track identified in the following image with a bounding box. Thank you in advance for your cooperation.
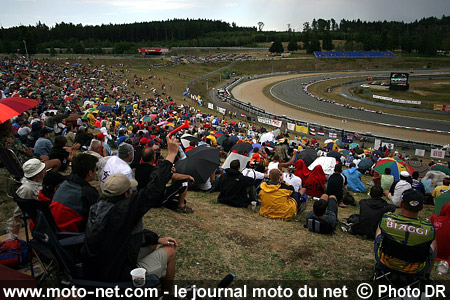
[138,48,169,56]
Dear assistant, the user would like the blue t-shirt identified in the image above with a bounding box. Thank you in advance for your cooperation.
[33,138,53,157]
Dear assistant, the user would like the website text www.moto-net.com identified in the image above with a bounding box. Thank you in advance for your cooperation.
[1,284,448,299]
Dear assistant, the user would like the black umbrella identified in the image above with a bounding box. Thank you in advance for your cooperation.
[230,142,253,155]
[327,150,341,160]
[97,105,113,112]
[228,136,239,143]
[354,148,364,155]
[175,145,220,183]
[216,135,226,145]
[296,148,317,167]
[358,158,374,173]
[373,150,383,157]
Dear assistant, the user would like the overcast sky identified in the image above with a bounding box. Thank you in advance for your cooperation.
[1,0,449,31]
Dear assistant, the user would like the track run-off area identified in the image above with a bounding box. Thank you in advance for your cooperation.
[231,70,450,146]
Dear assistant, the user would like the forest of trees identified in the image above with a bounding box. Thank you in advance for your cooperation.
[0,16,449,55]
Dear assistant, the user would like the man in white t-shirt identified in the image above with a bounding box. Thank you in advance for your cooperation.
[17,120,32,137]
[283,165,307,210]
[99,143,134,192]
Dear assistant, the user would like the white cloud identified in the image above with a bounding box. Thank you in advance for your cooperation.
[224,2,238,8]
[110,0,201,11]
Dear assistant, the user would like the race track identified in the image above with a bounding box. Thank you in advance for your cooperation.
[269,70,450,132]
[231,71,450,145]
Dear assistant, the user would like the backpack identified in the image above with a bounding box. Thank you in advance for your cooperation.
[0,238,29,268]
[305,216,334,234]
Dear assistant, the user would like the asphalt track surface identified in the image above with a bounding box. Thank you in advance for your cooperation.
[269,70,450,132]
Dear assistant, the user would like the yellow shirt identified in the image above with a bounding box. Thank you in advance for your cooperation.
[432,185,450,198]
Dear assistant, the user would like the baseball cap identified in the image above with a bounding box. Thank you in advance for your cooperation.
[97,132,107,139]
[401,189,424,212]
[23,158,46,178]
[103,174,138,197]
[140,137,150,145]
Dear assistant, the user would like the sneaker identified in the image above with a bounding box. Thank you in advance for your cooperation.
[176,206,194,214]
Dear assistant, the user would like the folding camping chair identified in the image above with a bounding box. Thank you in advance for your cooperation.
[12,189,84,286]
[31,210,160,291]
[372,233,432,300]
[0,148,24,198]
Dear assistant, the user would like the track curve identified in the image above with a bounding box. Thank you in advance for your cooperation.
[270,71,450,132]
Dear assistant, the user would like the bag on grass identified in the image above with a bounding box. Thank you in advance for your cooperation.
[0,238,29,268]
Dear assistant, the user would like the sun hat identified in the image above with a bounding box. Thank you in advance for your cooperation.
[23,158,46,178]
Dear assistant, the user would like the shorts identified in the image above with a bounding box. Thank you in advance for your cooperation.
[136,246,168,279]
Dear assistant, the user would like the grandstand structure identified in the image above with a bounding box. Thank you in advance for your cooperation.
[314,51,395,59]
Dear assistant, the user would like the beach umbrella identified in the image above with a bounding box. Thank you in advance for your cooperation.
[0,97,40,123]
[430,164,450,176]
[350,142,360,149]
[374,158,414,181]
[180,134,198,148]
[140,114,157,122]
[230,142,253,155]
[335,140,344,148]
[339,149,350,158]
[296,148,317,167]
[97,105,113,112]
[175,145,220,183]
[324,139,333,144]
[406,160,429,178]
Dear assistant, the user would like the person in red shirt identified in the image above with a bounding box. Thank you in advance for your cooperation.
[185,140,197,152]
[430,202,450,263]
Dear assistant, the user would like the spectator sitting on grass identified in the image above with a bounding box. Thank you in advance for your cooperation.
[342,163,366,193]
[258,168,299,221]
[351,185,396,239]
[217,159,255,208]
[305,194,338,234]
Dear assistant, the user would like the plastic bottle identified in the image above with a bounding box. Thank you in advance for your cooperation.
[437,260,449,275]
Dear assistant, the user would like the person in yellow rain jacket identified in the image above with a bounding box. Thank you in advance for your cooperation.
[258,168,298,221]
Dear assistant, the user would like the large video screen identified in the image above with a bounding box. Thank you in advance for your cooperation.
[390,72,409,86]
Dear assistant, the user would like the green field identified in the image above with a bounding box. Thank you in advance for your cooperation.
[307,77,450,121]
[351,78,450,110]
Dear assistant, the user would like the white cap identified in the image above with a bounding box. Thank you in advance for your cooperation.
[400,171,410,177]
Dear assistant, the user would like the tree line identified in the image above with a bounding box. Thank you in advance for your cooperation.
[0,16,449,55]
